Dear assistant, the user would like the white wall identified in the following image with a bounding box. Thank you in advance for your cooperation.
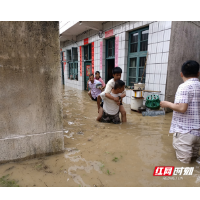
[62,21,172,106]
[144,21,172,103]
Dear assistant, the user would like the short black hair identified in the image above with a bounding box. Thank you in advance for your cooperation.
[112,67,122,74]
[181,60,199,78]
[114,80,125,89]
[95,71,100,75]
[89,74,94,77]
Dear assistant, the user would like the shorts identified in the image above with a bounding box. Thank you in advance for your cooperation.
[92,97,97,101]
[100,111,120,124]
[100,101,122,108]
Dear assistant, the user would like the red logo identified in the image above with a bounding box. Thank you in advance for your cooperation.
[153,166,174,176]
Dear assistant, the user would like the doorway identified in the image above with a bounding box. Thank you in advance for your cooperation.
[106,59,115,82]
[84,61,92,90]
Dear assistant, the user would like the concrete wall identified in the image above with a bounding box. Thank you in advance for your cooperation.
[0,22,64,163]
[165,21,200,111]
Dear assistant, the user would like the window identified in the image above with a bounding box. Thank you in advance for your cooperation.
[72,47,78,61]
[69,62,78,80]
[84,44,91,61]
[106,37,115,58]
[127,27,149,86]
[68,47,78,81]
[67,50,71,61]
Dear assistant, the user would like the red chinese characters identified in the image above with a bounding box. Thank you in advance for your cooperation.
[63,52,66,71]
[115,36,119,67]
[84,38,88,45]
[91,42,94,74]
[105,29,113,38]
[153,166,174,176]
[79,46,82,76]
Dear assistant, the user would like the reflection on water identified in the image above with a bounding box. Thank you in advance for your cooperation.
[0,86,200,187]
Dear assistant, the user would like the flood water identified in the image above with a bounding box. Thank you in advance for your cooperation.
[1,86,200,187]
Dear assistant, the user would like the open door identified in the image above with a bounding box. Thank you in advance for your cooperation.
[84,62,92,90]
[106,59,115,83]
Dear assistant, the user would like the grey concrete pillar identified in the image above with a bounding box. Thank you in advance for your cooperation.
[165,21,200,112]
[0,22,64,163]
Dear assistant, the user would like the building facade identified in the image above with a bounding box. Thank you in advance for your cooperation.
[60,21,200,109]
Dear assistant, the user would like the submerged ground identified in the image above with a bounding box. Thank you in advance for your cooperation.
[0,86,200,187]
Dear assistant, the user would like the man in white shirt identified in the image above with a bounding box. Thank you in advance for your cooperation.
[96,80,125,124]
[161,60,200,164]
[98,67,127,122]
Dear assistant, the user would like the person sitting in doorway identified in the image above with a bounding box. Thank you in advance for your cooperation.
[87,71,105,92]
[88,74,102,101]
[96,80,125,124]
[160,60,200,164]
[96,67,127,123]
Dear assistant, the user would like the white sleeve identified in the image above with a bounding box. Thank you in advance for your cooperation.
[104,80,113,93]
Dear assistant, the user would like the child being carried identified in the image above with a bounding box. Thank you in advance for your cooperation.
[97,80,125,124]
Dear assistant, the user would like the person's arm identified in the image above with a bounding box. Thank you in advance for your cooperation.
[160,102,188,113]
[160,84,190,113]
[99,78,106,87]
[105,93,126,102]
[100,85,106,91]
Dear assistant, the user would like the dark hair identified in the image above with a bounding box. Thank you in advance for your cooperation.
[89,74,94,77]
[181,60,199,78]
[95,71,101,78]
[112,67,122,74]
[114,80,125,89]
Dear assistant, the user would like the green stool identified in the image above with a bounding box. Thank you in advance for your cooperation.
[145,94,160,110]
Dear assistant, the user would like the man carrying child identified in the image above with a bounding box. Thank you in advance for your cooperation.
[97,80,125,124]
[161,60,200,164]
[97,67,127,123]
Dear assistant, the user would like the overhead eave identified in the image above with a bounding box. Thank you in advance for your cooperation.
[59,21,106,42]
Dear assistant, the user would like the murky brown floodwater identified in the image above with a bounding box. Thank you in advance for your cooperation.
[1,86,200,187]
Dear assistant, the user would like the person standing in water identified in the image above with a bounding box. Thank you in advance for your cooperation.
[87,74,102,101]
[87,71,106,97]
[161,60,200,164]
[97,67,127,123]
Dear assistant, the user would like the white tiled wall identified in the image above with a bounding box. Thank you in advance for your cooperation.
[62,21,172,105]
[144,21,172,103]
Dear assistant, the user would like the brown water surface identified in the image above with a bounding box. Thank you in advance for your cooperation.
[0,86,200,187]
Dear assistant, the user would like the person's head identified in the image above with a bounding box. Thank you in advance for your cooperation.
[89,74,94,82]
[112,67,122,81]
[181,60,200,80]
[95,71,101,79]
[113,80,125,93]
